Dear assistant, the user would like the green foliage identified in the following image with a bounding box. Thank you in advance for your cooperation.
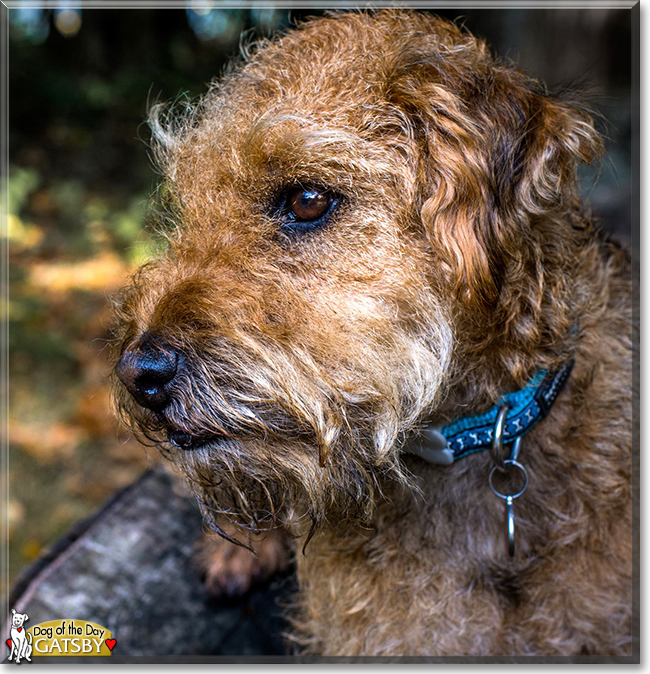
[7,167,40,216]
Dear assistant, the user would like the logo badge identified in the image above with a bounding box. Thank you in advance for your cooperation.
[7,613,115,660]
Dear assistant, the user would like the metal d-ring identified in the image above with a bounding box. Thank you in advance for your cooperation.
[492,404,509,471]
[509,436,522,462]
[489,459,529,557]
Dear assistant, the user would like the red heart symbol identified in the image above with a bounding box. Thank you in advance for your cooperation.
[16,628,21,633]
[105,639,116,651]
[6,639,11,649]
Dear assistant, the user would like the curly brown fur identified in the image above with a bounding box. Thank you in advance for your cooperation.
[113,11,632,655]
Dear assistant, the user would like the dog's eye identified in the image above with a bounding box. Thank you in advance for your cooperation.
[288,187,331,220]
[277,186,339,233]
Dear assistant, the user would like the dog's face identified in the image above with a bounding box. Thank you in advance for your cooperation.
[11,611,28,629]
[114,11,599,537]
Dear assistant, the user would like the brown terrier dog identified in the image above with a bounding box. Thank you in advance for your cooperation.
[114,11,633,656]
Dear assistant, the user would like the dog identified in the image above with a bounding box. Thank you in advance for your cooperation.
[113,11,633,656]
[8,609,33,663]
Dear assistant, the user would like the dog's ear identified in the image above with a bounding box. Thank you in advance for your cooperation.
[386,22,603,308]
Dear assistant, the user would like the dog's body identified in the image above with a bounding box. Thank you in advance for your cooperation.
[114,11,632,656]
[9,610,33,663]
[293,290,632,656]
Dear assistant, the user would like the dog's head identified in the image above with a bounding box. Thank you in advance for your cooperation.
[11,610,28,628]
[113,11,600,539]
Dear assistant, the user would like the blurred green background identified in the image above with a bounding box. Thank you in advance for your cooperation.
[5,6,633,595]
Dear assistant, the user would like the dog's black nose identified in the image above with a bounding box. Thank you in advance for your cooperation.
[116,338,178,411]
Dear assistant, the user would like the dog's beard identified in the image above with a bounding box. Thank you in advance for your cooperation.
[115,305,452,542]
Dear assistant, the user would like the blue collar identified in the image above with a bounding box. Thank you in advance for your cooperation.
[405,360,575,466]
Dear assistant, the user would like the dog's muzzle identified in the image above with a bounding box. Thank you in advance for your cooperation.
[116,334,229,450]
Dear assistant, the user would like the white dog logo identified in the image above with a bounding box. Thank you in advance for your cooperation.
[8,609,32,664]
